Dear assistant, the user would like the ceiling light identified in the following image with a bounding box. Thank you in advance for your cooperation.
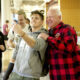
[45,0,52,3]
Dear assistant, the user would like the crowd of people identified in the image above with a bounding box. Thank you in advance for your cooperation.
[0,6,80,80]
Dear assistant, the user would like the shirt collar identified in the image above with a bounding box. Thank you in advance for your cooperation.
[28,26,44,33]
[54,22,64,30]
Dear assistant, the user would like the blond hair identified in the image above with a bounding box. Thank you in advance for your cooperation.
[17,9,26,19]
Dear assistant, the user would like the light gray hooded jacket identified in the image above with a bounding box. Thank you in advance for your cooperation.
[12,27,48,78]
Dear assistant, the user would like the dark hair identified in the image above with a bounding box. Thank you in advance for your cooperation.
[5,20,9,23]
[25,18,30,23]
[31,10,44,20]
[17,9,26,19]
[14,20,18,23]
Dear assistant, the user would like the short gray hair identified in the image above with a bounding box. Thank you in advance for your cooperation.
[49,6,62,16]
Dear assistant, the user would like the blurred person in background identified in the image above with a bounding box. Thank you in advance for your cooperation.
[7,20,18,48]
[3,20,9,49]
[25,18,31,32]
[0,30,6,74]
[25,18,30,25]
[7,10,29,48]
[3,20,9,40]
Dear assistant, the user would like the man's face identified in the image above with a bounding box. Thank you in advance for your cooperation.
[46,9,60,29]
[30,14,43,28]
[18,14,26,27]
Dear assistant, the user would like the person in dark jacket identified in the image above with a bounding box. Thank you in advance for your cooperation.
[0,31,6,73]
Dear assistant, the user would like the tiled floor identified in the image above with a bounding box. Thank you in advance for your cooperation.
[2,49,13,71]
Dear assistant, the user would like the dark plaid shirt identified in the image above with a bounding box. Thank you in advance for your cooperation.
[47,22,80,80]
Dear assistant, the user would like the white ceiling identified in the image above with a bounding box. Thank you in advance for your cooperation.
[22,0,44,6]
[13,0,45,8]
[11,0,45,12]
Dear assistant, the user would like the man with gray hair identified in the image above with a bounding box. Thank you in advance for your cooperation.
[39,6,80,80]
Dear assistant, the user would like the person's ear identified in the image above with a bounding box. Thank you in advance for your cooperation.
[41,20,43,24]
[59,15,61,20]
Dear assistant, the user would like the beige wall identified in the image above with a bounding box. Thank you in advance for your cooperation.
[60,0,80,35]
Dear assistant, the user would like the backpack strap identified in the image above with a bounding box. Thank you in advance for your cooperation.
[37,51,42,64]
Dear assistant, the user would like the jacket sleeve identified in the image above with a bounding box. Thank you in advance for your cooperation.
[33,37,48,51]
[11,38,21,60]
[33,29,48,51]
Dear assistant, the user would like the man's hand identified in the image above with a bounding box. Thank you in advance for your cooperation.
[38,33,49,40]
[55,33,60,38]
[6,27,9,33]
[13,24,23,36]
[0,45,5,50]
